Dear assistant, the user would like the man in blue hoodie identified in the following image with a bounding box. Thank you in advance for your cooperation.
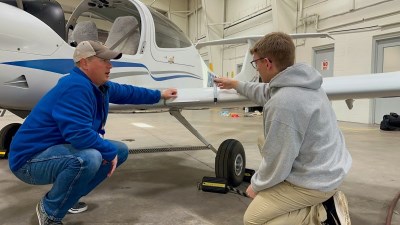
[9,40,177,225]
[214,32,351,225]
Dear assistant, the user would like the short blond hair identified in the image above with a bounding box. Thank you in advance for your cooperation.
[250,32,295,72]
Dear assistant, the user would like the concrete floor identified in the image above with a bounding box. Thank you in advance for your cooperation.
[0,108,399,225]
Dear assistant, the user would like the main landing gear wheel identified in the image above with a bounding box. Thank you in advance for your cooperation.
[0,123,21,159]
[215,139,245,187]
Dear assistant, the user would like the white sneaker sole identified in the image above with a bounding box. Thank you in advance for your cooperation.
[68,204,88,214]
[334,191,351,225]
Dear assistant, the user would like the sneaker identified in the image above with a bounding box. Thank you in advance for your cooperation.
[68,202,88,214]
[36,201,63,225]
[322,191,351,225]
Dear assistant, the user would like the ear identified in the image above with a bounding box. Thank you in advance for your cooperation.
[79,58,89,70]
[265,59,273,70]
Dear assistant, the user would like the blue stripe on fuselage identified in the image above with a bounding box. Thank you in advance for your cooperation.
[1,59,201,80]
[3,59,74,74]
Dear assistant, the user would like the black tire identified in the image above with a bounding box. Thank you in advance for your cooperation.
[215,139,245,187]
[0,123,21,159]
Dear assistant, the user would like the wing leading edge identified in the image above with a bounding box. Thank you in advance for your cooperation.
[323,71,400,100]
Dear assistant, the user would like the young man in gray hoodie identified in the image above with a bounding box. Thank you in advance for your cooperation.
[214,32,352,225]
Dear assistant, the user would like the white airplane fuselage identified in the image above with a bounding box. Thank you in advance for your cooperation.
[0,0,209,113]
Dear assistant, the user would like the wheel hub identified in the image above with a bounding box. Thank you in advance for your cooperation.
[234,154,243,176]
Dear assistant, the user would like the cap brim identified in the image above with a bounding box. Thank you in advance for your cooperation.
[114,52,122,59]
[97,51,123,60]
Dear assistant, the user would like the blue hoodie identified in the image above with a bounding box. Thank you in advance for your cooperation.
[9,67,161,172]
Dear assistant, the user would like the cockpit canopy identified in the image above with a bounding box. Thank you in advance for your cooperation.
[67,0,192,53]
[2,0,193,52]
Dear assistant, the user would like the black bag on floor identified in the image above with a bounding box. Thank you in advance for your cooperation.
[380,112,400,131]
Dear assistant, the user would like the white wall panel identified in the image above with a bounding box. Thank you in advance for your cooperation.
[332,100,371,123]
[169,0,189,34]
[224,13,274,38]
[296,0,400,123]
[302,0,350,19]
[355,0,393,9]
[225,0,270,23]
[272,0,297,34]
[188,0,205,42]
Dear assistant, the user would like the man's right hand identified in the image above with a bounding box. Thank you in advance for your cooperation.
[161,88,178,100]
[213,77,239,90]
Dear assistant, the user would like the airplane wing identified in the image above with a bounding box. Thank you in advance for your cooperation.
[172,72,400,106]
[108,71,400,112]
[323,72,400,100]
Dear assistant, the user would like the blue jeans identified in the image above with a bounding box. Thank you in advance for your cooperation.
[12,140,129,221]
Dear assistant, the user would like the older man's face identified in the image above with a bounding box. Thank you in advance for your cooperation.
[83,56,112,86]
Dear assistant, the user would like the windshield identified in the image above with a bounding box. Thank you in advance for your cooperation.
[148,7,192,48]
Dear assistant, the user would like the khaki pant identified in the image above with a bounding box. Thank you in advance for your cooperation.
[243,181,336,225]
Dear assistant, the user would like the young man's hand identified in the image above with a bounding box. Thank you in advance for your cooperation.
[213,77,239,89]
[246,185,257,199]
[161,88,178,100]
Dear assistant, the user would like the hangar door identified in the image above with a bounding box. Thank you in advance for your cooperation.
[373,36,400,124]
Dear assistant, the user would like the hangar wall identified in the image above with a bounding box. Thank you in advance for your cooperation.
[208,0,400,124]
[295,0,400,123]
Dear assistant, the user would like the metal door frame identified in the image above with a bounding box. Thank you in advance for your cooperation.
[371,32,400,123]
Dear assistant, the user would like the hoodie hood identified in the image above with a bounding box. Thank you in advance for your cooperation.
[269,63,322,90]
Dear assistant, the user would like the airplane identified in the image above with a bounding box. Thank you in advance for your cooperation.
[1,0,400,187]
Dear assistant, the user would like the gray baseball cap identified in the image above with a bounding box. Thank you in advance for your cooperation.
[73,40,122,62]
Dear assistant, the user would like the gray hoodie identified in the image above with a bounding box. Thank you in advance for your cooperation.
[236,63,352,192]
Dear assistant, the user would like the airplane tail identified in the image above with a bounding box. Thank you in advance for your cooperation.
[235,39,259,82]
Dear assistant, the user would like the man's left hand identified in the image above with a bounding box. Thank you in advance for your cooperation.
[104,155,118,177]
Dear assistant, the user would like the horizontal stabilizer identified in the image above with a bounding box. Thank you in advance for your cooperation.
[195,33,333,49]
